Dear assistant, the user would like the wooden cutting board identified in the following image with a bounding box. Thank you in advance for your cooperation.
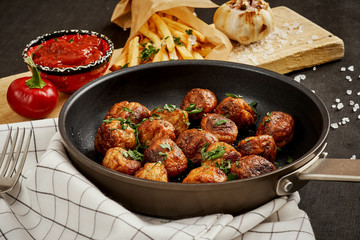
[0,6,344,124]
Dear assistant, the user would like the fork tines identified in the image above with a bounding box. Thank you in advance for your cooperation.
[0,127,32,193]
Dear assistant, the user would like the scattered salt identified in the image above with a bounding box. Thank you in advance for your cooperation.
[348,65,354,71]
[335,98,341,103]
[313,66,317,71]
[341,67,346,72]
[294,74,306,82]
[330,123,339,129]
[350,155,357,159]
[350,101,354,106]
[332,104,337,109]
[337,102,344,110]
[358,114,360,120]
[346,90,352,95]
[312,35,319,40]
[358,92,360,96]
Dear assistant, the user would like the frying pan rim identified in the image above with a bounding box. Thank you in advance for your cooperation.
[59,60,330,189]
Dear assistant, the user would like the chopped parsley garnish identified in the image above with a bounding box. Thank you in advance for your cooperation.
[159,142,172,151]
[122,107,135,114]
[163,104,177,112]
[214,119,229,126]
[140,45,159,61]
[287,156,293,163]
[265,112,272,122]
[68,38,74,43]
[227,173,237,181]
[121,149,144,162]
[201,145,226,161]
[185,103,203,114]
[249,101,259,116]
[173,37,184,46]
[226,93,243,98]
[185,29,193,35]
[121,63,129,69]
[216,160,232,174]
[159,152,168,161]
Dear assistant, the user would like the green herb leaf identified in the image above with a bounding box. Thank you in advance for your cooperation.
[249,101,259,116]
[173,37,184,46]
[185,29,193,35]
[226,93,243,98]
[227,173,237,181]
[68,38,74,43]
[185,103,203,114]
[214,119,229,126]
[140,45,159,61]
[159,152,168,161]
[122,107,135,114]
[163,104,177,112]
[287,156,293,163]
[159,142,172,151]
[202,145,226,161]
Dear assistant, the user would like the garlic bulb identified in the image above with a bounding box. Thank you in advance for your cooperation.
[214,0,274,45]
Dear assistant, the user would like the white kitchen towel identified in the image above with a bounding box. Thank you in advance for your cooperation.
[0,118,315,240]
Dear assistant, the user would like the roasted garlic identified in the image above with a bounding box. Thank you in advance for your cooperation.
[214,0,274,45]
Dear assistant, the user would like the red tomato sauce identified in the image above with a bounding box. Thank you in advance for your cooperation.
[31,34,110,68]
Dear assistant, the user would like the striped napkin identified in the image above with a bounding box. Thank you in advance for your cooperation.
[0,118,315,240]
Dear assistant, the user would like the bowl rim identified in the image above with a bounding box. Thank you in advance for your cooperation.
[22,29,114,75]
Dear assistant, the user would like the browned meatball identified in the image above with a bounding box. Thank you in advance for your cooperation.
[215,96,257,130]
[202,142,242,167]
[176,129,219,164]
[102,147,142,175]
[237,135,277,162]
[256,111,295,148]
[200,113,238,144]
[135,162,169,182]
[151,106,189,136]
[230,155,276,179]
[182,166,228,183]
[144,138,187,177]
[180,88,217,120]
[105,101,151,124]
[137,119,176,148]
[94,120,137,155]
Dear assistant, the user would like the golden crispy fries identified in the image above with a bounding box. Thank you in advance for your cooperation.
[139,22,162,48]
[161,17,206,42]
[150,13,175,52]
[128,36,140,67]
[110,11,215,71]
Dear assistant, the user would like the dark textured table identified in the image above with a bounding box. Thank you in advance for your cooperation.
[1,0,359,239]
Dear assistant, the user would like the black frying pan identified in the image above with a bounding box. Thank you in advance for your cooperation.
[59,60,330,219]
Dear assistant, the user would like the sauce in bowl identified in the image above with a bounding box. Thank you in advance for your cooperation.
[31,34,110,68]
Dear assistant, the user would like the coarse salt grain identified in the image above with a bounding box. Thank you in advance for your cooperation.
[332,104,337,108]
[350,101,354,106]
[350,155,357,159]
[335,98,341,103]
[358,114,360,120]
[346,76,352,81]
[357,92,360,96]
[313,66,317,71]
[341,67,346,71]
[330,123,339,129]
[337,102,344,110]
[348,65,354,71]
[347,90,352,95]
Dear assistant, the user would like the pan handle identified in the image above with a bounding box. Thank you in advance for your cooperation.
[276,144,360,196]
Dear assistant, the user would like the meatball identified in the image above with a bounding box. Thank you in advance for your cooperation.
[151,106,189,136]
[202,142,242,168]
[256,111,295,148]
[144,138,187,177]
[215,96,257,130]
[182,166,228,183]
[94,120,137,155]
[200,113,238,144]
[135,162,169,182]
[137,119,176,148]
[230,155,276,179]
[102,147,142,175]
[176,129,219,164]
[105,101,151,124]
[237,135,277,162]
[180,88,217,120]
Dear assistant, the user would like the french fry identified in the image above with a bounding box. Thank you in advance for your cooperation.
[150,13,175,52]
[128,36,140,67]
[139,22,162,48]
[153,45,166,62]
[175,45,194,60]
[161,17,206,42]
[110,11,215,72]
[110,46,129,71]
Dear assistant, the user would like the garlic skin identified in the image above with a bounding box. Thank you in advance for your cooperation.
[214,0,274,45]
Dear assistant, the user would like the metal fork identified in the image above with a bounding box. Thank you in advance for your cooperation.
[0,127,32,193]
